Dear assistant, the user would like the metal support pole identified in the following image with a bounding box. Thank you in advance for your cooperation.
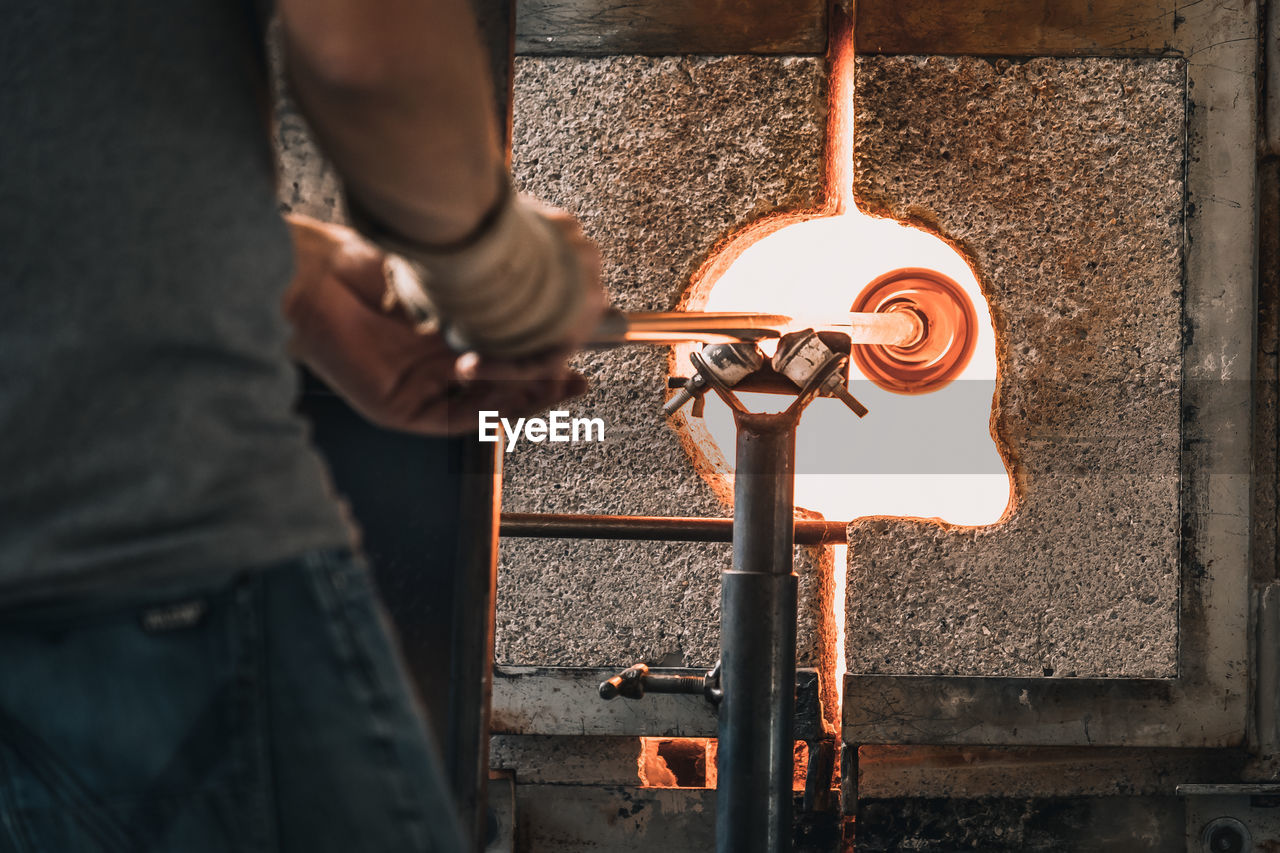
[717,409,799,853]
[452,2,513,847]
[448,440,502,847]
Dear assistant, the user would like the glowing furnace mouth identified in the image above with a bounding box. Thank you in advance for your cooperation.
[676,211,1011,528]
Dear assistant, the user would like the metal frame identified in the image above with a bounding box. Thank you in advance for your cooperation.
[492,666,825,740]
[489,7,1263,852]
[843,0,1259,751]
[493,0,1259,755]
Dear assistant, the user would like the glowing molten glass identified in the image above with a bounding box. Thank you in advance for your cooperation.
[850,268,977,396]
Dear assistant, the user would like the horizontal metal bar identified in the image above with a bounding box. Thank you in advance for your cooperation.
[587,309,919,348]
[513,0,1183,57]
[859,746,1247,799]
[854,0,1179,57]
[843,674,1242,748]
[499,513,847,544]
[515,0,827,56]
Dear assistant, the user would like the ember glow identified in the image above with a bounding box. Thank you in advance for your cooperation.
[637,738,809,790]
[638,738,718,788]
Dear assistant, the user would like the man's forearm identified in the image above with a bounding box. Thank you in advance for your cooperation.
[278,0,504,246]
[279,0,604,360]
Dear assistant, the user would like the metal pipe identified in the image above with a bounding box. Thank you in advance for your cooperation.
[717,409,799,853]
[836,309,921,347]
[450,3,513,846]
[498,513,847,544]
[587,308,920,347]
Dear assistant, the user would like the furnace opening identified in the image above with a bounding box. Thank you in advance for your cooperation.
[669,16,1015,725]
[676,212,1011,527]
[637,738,810,790]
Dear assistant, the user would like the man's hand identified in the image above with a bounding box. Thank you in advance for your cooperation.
[284,214,591,436]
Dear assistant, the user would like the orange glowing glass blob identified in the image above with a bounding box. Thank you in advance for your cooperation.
[850,268,978,396]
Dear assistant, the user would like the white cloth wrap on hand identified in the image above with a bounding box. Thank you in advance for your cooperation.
[374,192,588,359]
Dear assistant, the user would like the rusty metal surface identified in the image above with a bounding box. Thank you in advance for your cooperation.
[485,771,516,853]
[845,676,1226,748]
[1255,585,1280,760]
[1182,788,1280,853]
[857,745,1246,799]
[490,736,648,786]
[855,796,1185,852]
[493,666,720,737]
[1267,0,1280,156]
[506,783,840,852]
[1257,161,1280,588]
[513,0,1197,57]
[514,0,827,55]
[855,0,1179,56]
[492,666,826,740]
[514,786,718,852]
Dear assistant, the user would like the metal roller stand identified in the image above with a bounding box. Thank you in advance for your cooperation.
[717,407,801,853]
[599,329,864,853]
[595,311,966,852]
[698,333,859,853]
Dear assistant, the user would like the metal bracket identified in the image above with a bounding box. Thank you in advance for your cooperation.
[1179,784,1280,852]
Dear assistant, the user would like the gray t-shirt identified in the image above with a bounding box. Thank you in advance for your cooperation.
[0,0,353,598]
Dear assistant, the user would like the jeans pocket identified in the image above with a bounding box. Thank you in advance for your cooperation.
[0,707,137,853]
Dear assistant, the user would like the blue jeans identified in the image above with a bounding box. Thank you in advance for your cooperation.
[0,549,465,852]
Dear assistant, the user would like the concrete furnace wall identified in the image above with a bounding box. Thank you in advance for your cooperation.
[497,56,831,668]
[846,56,1185,677]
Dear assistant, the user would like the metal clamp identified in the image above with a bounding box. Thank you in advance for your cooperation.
[664,343,764,418]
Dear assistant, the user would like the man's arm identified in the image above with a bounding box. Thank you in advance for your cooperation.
[277,0,603,359]
[277,0,503,246]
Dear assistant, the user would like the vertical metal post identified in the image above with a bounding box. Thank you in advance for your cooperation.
[448,440,503,848]
[717,409,799,853]
[450,2,513,847]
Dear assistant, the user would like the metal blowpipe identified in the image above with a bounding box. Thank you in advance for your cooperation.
[586,308,921,348]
